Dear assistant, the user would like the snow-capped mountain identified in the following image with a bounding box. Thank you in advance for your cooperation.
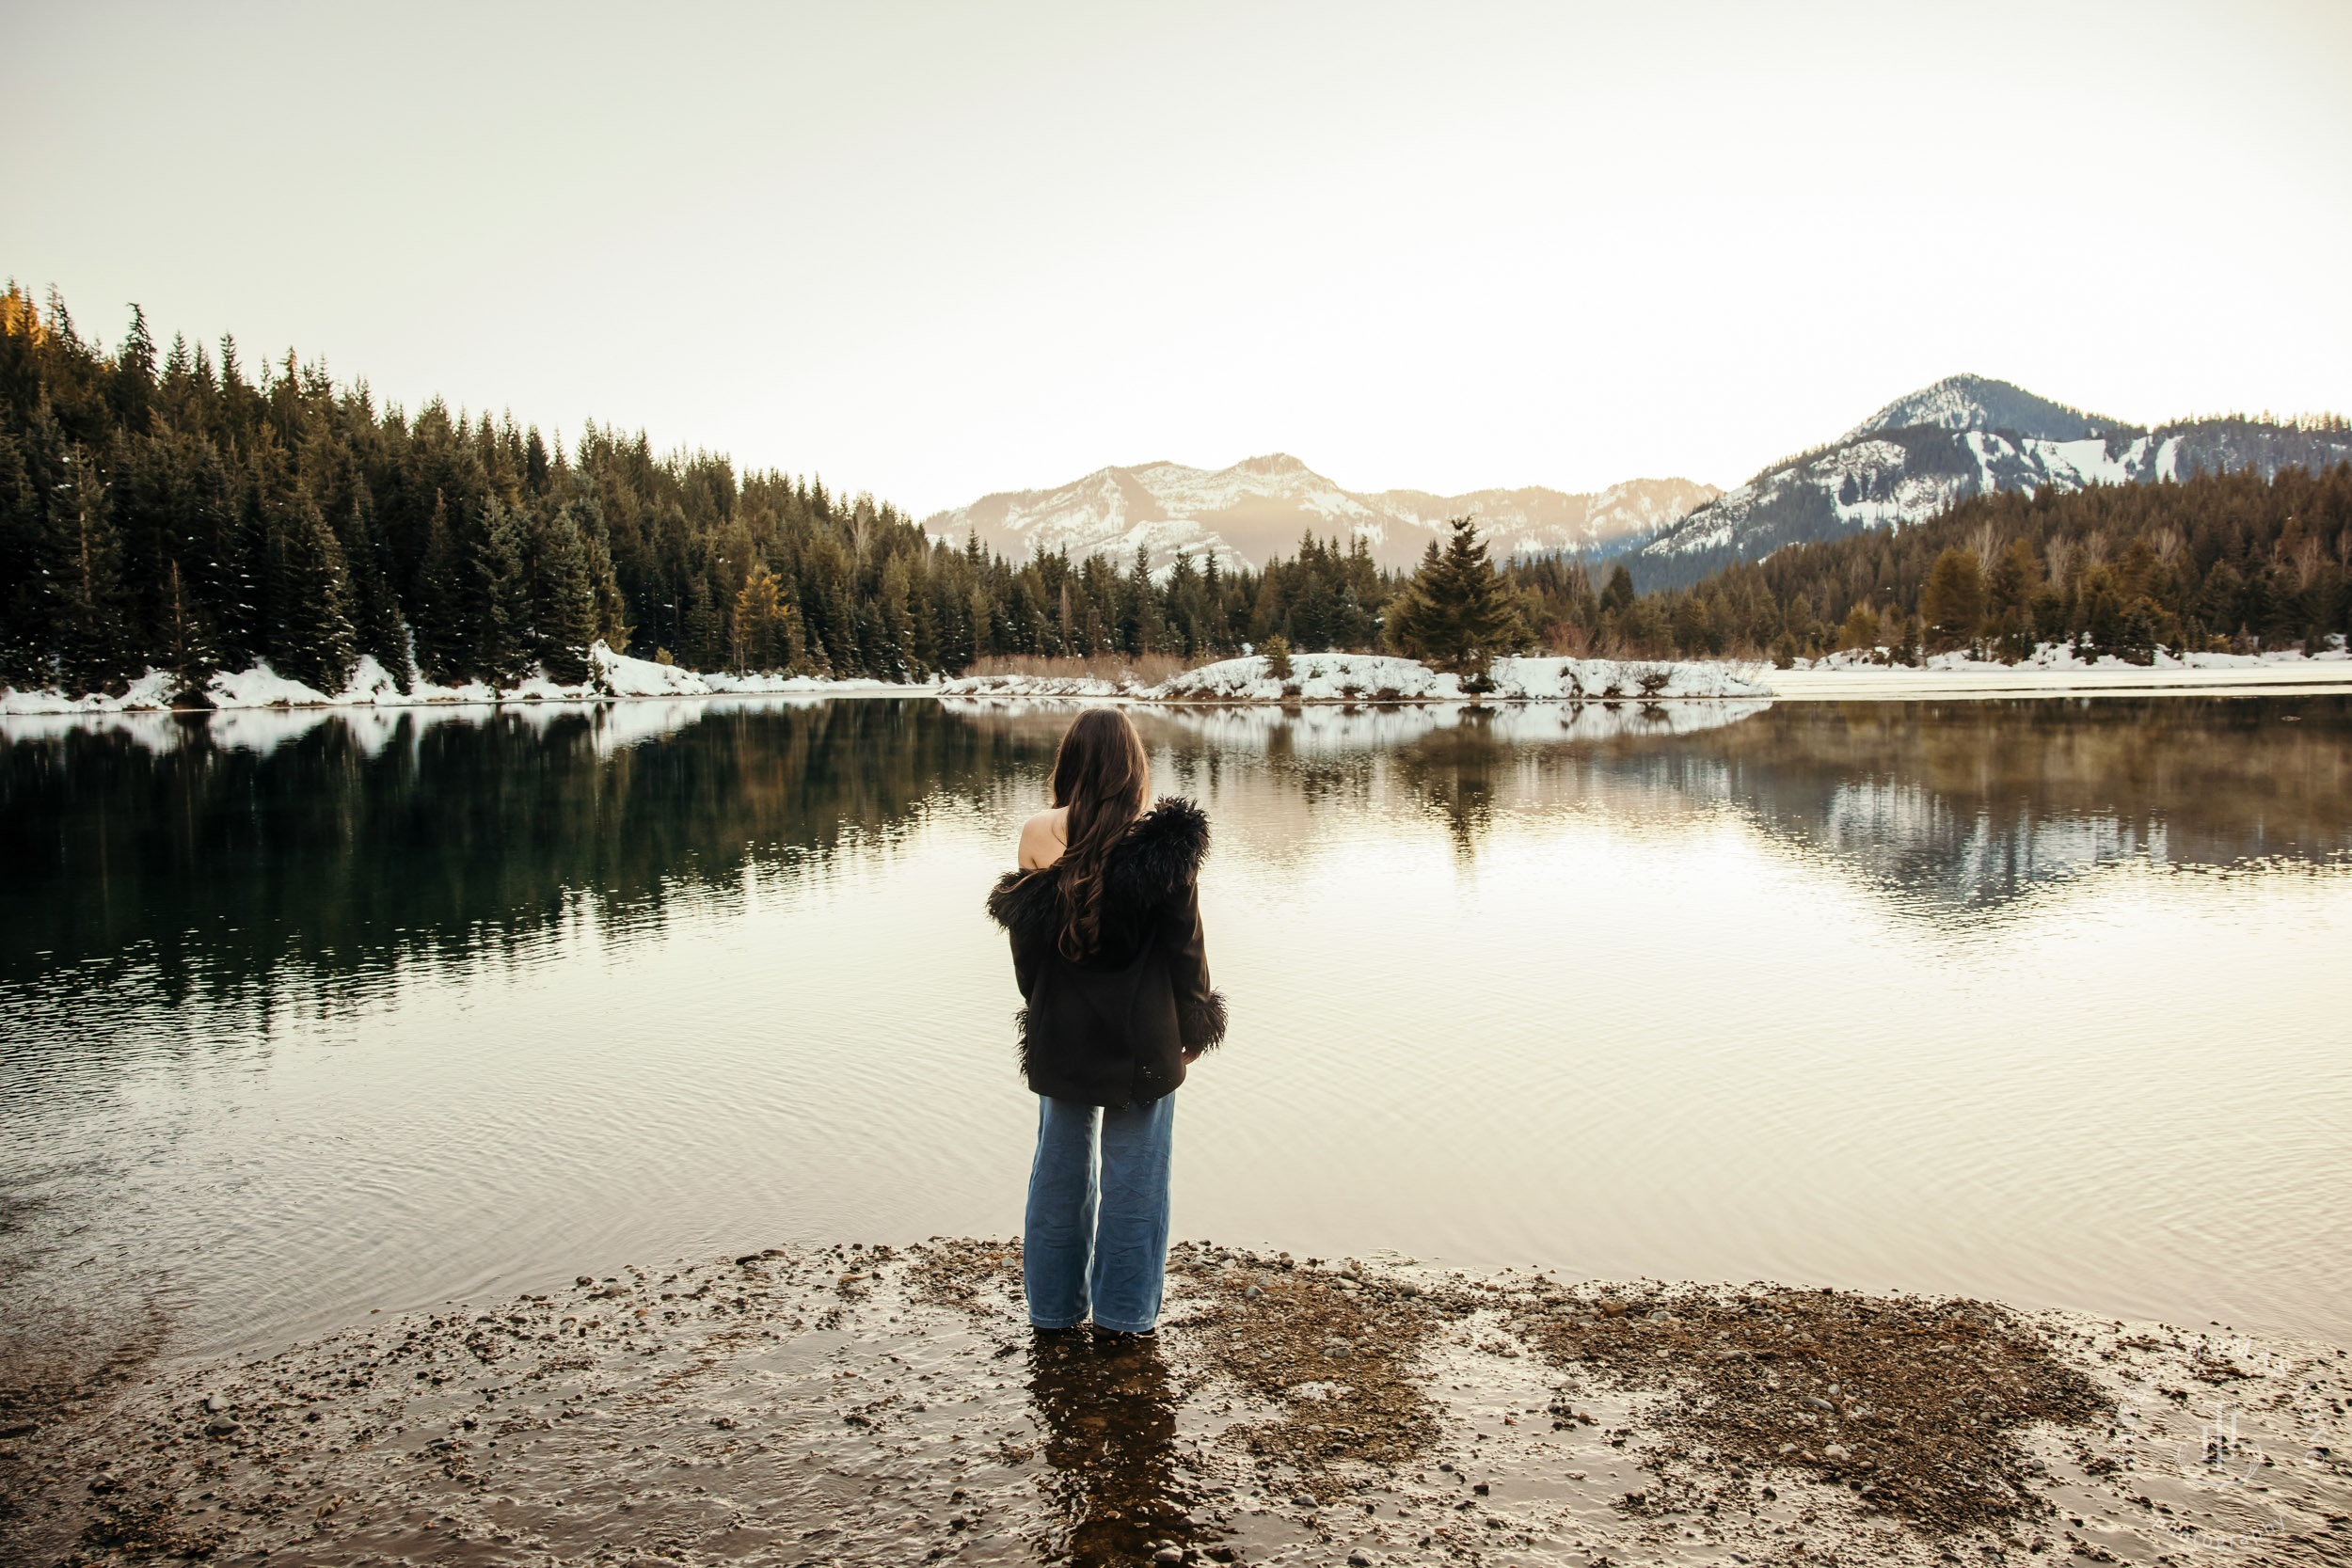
[1630,375,2352,591]
[1838,374,2118,444]
[923,453,1719,574]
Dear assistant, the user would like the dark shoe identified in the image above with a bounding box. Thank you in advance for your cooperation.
[1089,1323,1158,1345]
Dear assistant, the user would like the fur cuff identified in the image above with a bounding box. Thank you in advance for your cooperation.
[1178,989,1230,1053]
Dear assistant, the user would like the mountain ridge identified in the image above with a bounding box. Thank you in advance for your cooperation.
[1629,374,2352,592]
[923,455,1719,575]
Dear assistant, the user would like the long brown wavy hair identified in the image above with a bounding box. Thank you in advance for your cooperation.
[1047,707,1152,961]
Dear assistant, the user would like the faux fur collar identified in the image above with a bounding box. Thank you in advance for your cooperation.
[985,797,1210,936]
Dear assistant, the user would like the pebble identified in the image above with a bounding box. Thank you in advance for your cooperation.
[1824,1443,1850,1462]
[1805,1395,1834,1412]
[1153,1550,1184,1566]
[1293,1493,1315,1507]
[1244,1285,1262,1299]
[204,1395,227,1414]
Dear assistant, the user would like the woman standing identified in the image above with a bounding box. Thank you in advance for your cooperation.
[986,708,1226,1337]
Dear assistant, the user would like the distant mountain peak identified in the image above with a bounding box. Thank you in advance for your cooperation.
[924,455,1720,574]
[1842,374,2122,444]
[1631,376,2352,593]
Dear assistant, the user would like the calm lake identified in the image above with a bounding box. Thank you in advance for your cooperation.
[3,694,2347,1371]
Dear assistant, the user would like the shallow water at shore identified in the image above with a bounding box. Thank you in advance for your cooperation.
[9,1241,2348,1567]
[2,695,2348,1390]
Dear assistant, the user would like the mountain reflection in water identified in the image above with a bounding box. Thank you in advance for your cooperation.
[7,697,2341,996]
[1,693,2346,1369]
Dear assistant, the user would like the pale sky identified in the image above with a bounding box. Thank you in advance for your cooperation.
[8,0,2349,516]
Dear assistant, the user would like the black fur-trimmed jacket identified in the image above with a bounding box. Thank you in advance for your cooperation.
[985,798,1228,1108]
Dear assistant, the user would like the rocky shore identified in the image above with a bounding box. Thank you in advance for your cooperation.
[6,1241,2347,1567]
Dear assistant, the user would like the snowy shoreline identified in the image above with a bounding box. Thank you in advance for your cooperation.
[943,653,1772,702]
[8,645,2350,721]
[0,641,935,718]
[1759,646,2352,699]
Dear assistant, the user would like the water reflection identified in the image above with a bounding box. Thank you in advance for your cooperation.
[0,700,1040,1004]
[1146,695,2352,906]
[1026,1330,1195,1566]
[3,693,2348,1363]
[9,696,2341,1006]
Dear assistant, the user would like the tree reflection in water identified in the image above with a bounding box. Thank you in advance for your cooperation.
[1025,1328,1198,1566]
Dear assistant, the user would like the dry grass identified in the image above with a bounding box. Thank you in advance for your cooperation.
[965,653,1200,687]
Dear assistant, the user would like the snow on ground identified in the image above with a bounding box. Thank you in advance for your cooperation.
[941,653,1772,703]
[934,673,1129,699]
[1149,697,1775,752]
[1766,641,2352,698]
[0,666,180,716]
[9,641,2345,724]
[0,642,932,715]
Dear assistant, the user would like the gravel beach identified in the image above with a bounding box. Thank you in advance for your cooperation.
[6,1240,2347,1567]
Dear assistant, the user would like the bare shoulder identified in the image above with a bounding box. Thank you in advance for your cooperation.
[1018,806,1070,870]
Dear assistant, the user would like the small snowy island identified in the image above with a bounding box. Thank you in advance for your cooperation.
[941,652,1771,703]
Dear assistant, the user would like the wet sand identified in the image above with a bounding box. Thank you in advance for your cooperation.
[6,1241,2348,1567]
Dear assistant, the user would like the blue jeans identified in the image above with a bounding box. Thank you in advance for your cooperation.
[1024,1093,1175,1334]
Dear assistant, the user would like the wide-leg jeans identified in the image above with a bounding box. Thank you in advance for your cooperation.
[1023,1092,1175,1334]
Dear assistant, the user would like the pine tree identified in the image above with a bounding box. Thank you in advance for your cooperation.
[585,531,632,656]
[729,560,795,673]
[330,470,409,687]
[533,505,599,683]
[1261,632,1294,679]
[1598,562,1636,617]
[1987,538,2041,615]
[411,493,469,684]
[682,573,723,670]
[110,304,156,435]
[0,429,42,687]
[468,495,528,681]
[156,560,217,703]
[271,491,358,694]
[1838,601,1882,651]
[1920,547,1988,650]
[1391,516,1524,682]
[878,552,915,676]
[51,446,131,696]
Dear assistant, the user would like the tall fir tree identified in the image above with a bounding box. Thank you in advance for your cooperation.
[465,495,529,682]
[532,504,599,682]
[411,493,470,684]
[270,490,358,694]
[156,560,217,703]
[52,445,132,695]
[0,428,42,686]
[1391,516,1524,683]
[729,560,796,673]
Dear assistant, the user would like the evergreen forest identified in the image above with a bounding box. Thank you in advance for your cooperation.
[0,286,1399,700]
[6,283,2346,699]
[1580,464,2352,667]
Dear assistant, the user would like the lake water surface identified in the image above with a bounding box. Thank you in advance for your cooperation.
[3,694,2347,1373]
